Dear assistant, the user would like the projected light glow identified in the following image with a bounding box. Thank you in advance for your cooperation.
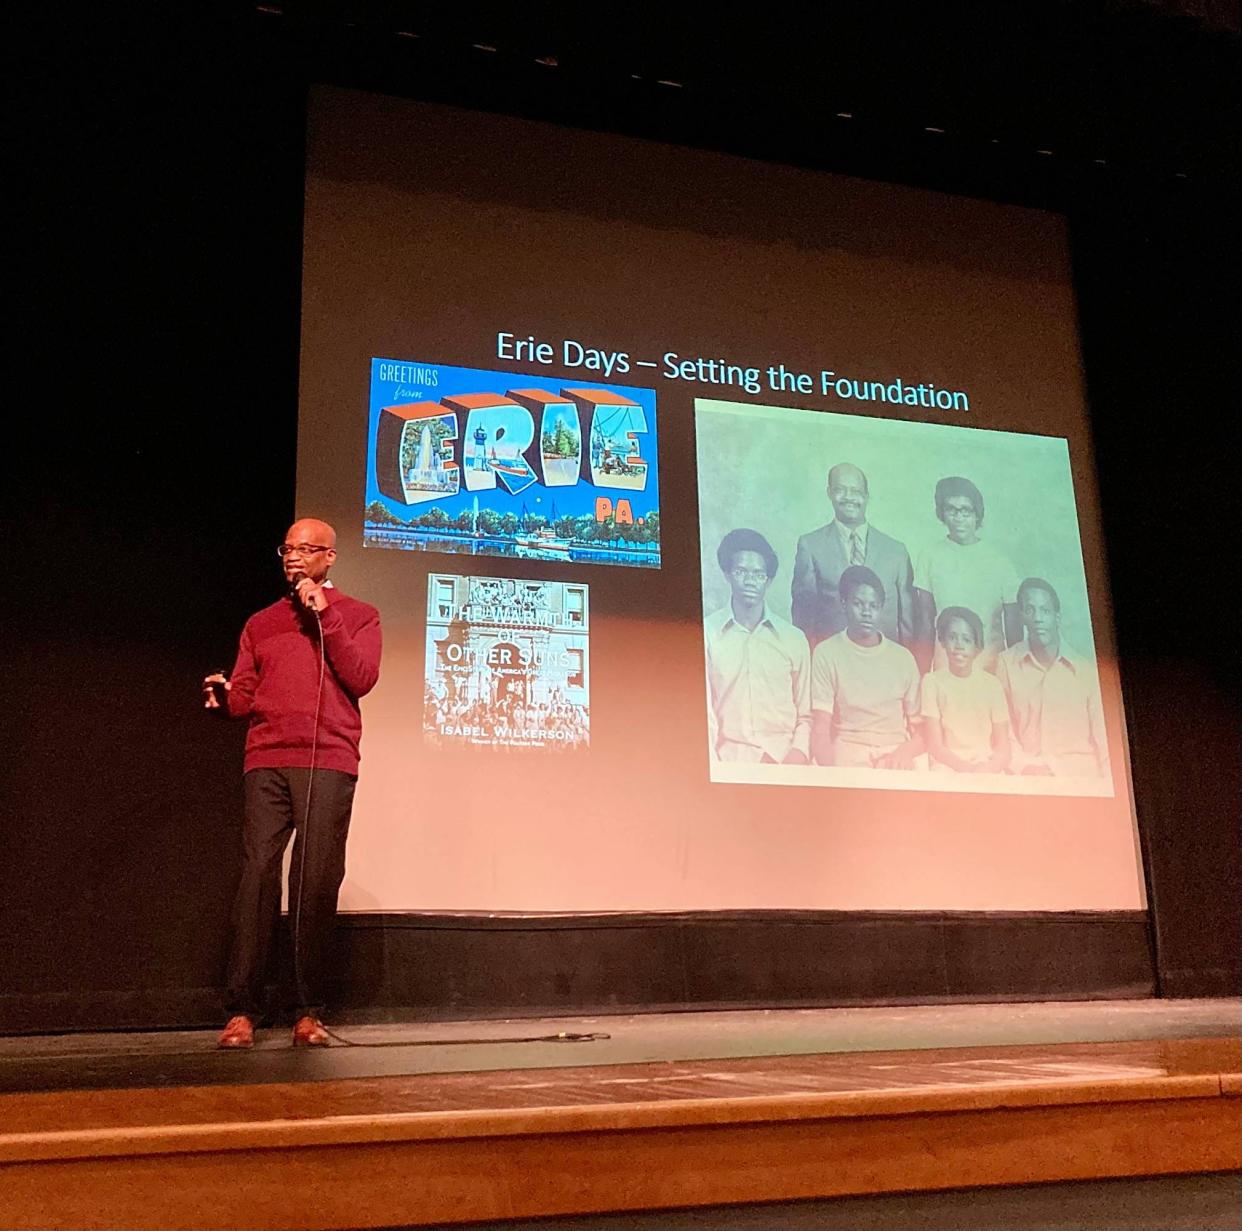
[296,87,1145,912]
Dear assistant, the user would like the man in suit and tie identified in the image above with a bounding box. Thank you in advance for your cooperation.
[791,462,915,649]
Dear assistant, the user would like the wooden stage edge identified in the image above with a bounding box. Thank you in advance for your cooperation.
[2,1036,1239,1230]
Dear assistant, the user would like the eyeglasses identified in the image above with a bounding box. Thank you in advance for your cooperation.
[276,543,332,559]
[730,567,769,582]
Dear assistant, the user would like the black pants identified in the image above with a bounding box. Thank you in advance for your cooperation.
[225,767,356,1018]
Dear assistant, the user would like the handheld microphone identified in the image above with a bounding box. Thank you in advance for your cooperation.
[289,570,322,621]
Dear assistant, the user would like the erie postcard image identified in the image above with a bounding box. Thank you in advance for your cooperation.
[366,358,660,568]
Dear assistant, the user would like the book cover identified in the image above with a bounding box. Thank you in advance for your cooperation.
[424,572,590,750]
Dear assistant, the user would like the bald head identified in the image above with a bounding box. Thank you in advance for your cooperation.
[286,518,336,548]
[827,463,867,493]
[827,464,869,527]
[280,518,338,585]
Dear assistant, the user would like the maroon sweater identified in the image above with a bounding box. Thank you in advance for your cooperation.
[226,588,382,774]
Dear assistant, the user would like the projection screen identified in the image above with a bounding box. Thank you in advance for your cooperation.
[295,86,1146,912]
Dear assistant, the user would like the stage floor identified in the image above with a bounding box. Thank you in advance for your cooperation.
[2,1000,1238,1229]
[2,996,1238,1094]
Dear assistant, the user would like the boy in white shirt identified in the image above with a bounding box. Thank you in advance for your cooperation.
[995,577,1110,778]
[811,565,922,769]
[704,528,812,765]
[922,606,1012,774]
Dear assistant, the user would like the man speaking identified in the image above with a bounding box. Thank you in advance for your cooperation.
[202,519,381,1048]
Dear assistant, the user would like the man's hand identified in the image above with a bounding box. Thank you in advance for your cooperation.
[294,577,329,613]
[782,748,809,765]
[875,743,919,770]
[202,673,231,710]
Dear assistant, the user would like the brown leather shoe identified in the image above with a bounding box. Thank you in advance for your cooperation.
[292,1015,329,1047]
[217,1014,255,1049]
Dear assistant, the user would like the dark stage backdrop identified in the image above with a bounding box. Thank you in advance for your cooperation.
[3,11,1236,1032]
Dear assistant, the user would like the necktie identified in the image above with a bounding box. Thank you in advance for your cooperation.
[850,531,863,565]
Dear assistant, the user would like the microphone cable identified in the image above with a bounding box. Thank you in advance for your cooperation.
[282,586,605,1053]
[291,591,326,1022]
[282,609,608,1051]
[282,589,609,1052]
[317,1028,610,1049]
